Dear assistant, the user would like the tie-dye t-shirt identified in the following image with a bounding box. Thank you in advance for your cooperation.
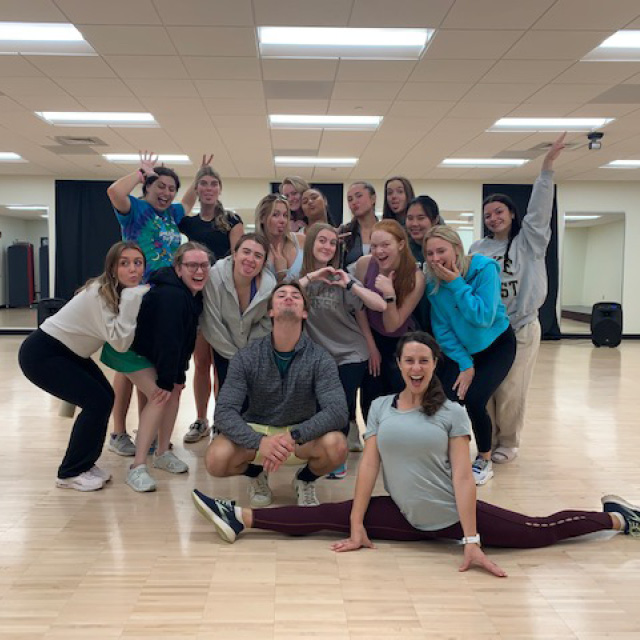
[115,196,185,282]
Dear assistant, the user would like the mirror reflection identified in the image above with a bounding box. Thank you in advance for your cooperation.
[560,212,624,335]
[0,205,49,330]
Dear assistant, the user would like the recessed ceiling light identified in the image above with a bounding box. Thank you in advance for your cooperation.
[0,22,94,55]
[440,158,529,168]
[442,220,471,225]
[258,27,432,60]
[602,160,640,168]
[7,205,47,210]
[489,117,614,132]
[565,215,601,221]
[457,226,473,231]
[0,152,26,162]
[459,213,474,218]
[274,156,358,167]
[36,112,158,127]
[584,30,640,61]
[269,114,383,130]
[40,214,49,219]
[103,154,192,165]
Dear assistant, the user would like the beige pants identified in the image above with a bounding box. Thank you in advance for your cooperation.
[488,319,541,449]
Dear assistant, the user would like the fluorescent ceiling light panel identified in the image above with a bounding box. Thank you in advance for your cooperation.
[269,114,382,130]
[459,213,474,218]
[7,205,47,210]
[602,160,640,168]
[442,220,471,225]
[440,158,528,168]
[584,30,640,61]
[0,22,94,55]
[258,26,431,60]
[36,112,158,127]
[0,152,26,162]
[565,215,600,221]
[103,154,192,165]
[489,117,614,132]
[274,156,358,167]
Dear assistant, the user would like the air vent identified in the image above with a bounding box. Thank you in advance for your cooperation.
[43,145,100,156]
[494,140,583,160]
[53,136,107,146]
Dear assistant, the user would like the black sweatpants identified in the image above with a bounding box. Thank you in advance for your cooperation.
[19,329,115,478]
[337,361,367,433]
[437,327,516,454]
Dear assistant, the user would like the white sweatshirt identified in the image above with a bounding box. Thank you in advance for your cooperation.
[41,282,149,358]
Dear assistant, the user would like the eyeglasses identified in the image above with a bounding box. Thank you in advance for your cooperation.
[181,262,210,273]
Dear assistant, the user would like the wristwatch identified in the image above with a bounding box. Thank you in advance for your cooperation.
[383,295,396,303]
[290,428,302,444]
[461,534,481,546]
[345,279,356,291]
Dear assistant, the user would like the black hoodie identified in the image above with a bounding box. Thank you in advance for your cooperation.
[131,267,203,391]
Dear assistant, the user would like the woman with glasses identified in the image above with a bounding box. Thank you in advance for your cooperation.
[469,133,566,465]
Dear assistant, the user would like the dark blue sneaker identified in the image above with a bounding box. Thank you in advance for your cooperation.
[192,490,244,543]
[601,495,640,537]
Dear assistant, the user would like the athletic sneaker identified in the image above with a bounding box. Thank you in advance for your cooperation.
[192,490,244,543]
[126,464,156,492]
[326,463,347,480]
[347,420,363,453]
[153,450,188,474]
[88,465,111,483]
[56,470,104,492]
[183,419,211,443]
[108,432,135,457]
[293,470,320,507]
[601,495,640,537]
[472,456,494,486]
[248,470,272,508]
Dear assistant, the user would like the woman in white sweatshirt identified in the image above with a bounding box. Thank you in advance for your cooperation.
[18,241,149,492]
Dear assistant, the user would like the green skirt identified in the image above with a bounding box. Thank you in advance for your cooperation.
[100,343,153,373]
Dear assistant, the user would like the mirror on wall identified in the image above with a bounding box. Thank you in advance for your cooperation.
[0,205,49,331]
[560,212,624,335]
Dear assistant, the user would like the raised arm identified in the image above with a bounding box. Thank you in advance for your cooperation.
[107,150,157,214]
[181,154,214,216]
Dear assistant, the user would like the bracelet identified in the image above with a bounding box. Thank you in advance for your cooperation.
[383,295,396,303]
[345,279,356,291]
[461,534,481,546]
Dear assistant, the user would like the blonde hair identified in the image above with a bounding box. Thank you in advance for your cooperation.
[173,241,212,267]
[279,176,310,197]
[422,225,471,293]
[301,223,340,277]
[254,194,296,251]
[78,241,145,314]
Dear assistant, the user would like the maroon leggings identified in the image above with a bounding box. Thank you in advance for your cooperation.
[252,496,613,548]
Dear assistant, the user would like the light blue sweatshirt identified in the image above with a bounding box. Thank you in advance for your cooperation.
[427,254,510,371]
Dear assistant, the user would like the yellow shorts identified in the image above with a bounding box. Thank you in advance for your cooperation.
[250,423,305,466]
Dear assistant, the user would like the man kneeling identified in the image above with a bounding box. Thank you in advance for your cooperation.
[205,282,348,507]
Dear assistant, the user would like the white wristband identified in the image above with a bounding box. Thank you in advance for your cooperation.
[461,534,481,546]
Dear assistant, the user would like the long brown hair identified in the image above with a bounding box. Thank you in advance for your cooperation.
[395,332,446,416]
[372,220,417,308]
[301,223,340,277]
[422,225,471,294]
[383,176,415,221]
[195,165,233,232]
[254,194,296,252]
[78,241,145,314]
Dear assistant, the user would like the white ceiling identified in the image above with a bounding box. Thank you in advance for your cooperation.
[1,0,640,182]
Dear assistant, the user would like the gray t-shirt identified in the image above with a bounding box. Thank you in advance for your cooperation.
[304,281,369,366]
[365,396,471,531]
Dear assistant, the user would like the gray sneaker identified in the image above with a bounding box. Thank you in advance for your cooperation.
[472,456,494,486]
[347,420,363,452]
[293,471,320,507]
[183,419,211,443]
[248,470,272,508]
[108,432,136,456]
[126,465,156,492]
[153,450,188,474]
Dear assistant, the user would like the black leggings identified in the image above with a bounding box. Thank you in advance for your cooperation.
[337,361,367,432]
[252,496,613,549]
[438,328,516,454]
[19,330,114,479]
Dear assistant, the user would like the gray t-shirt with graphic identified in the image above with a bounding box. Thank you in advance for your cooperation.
[365,396,471,531]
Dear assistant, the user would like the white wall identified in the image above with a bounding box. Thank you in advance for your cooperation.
[582,221,624,306]
[561,227,588,307]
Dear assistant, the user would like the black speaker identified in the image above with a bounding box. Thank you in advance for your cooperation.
[591,302,622,348]
[37,298,67,327]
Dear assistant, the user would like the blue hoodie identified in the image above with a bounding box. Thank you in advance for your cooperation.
[427,254,509,371]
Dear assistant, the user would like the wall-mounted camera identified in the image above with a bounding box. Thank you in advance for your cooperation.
[587,131,604,150]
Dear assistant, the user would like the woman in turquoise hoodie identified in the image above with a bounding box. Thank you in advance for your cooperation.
[424,226,515,486]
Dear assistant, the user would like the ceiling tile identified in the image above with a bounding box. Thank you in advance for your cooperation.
[205,99,267,115]
[317,130,375,155]
[0,77,68,96]
[480,60,572,84]
[332,82,403,101]
[196,79,264,99]
[589,85,640,104]
[24,55,116,78]
[447,102,518,119]
[139,97,210,115]
[0,0,67,21]
[183,57,260,80]
[128,78,199,98]
[525,83,615,105]
[504,30,612,60]
[552,62,640,85]
[505,103,577,117]
[253,0,352,26]
[79,26,177,55]
[167,27,257,56]
[153,0,253,25]
[397,83,471,101]
[211,115,267,129]
[441,0,554,29]
[531,0,640,30]
[261,59,338,82]
[266,99,329,114]
[387,101,455,118]
[409,59,494,83]
[264,81,333,100]
[11,95,85,111]
[0,96,28,112]
[425,29,524,59]
[460,83,539,103]
[567,104,640,118]
[55,0,160,24]
[349,0,453,27]
[55,78,135,98]
[0,57,43,78]
[270,130,322,150]
[336,61,416,83]
[109,128,184,152]
[327,100,392,115]
[78,97,147,111]
[103,56,188,79]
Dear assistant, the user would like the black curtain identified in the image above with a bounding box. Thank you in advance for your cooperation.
[55,180,122,301]
[481,183,561,340]
[270,182,344,227]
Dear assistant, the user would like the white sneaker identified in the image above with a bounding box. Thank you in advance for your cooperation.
[153,450,189,474]
[56,470,104,492]
[347,420,363,452]
[248,470,272,508]
[293,471,320,507]
[472,456,494,486]
[88,465,111,483]
[126,464,157,492]
[183,418,211,443]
